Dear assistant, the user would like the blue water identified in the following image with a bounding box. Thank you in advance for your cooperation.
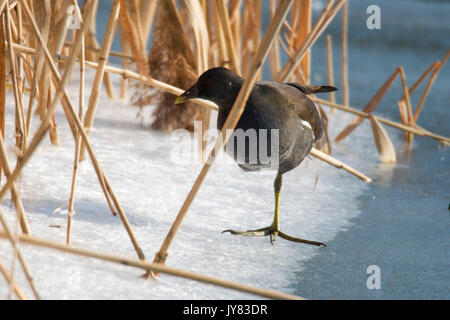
[293,0,450,299]
[93,0,449,299]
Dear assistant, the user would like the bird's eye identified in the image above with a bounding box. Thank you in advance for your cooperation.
[205,77,212,86]
[228,81,232,87]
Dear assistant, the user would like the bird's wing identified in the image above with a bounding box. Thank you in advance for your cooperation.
[256,81,324,141]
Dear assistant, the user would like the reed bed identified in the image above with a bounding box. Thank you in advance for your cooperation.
[0,0,448,300]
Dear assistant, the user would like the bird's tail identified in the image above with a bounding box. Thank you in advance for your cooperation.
[302,85,338,95]
[285,83,338,95]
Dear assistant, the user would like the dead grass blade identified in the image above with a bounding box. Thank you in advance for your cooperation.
[369,115,396,163]
[67,21,86,245]
[142,0,157,48]
[119,0,148,76]
[0,131,30,234]
[215,0,240,74]
[413,50,449,123]
[5,2,26,149]
[80,0,120,161]
[341,0,349,106]
[0,208,40,299]
[326,34,336,108]
[295,0,312,83]
[0,258,27,299]
[0,8,5,182]
[276,0,346,82]
[310,148,372,183]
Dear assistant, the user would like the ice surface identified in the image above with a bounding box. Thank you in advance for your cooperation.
[0,69,377,299]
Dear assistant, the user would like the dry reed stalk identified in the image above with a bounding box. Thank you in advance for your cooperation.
[316,105,332,154]
[398,66,413,143]
[326,34,336,108]
[183,0,210,74]
[142,0,157,48]
[229,0,242,58]
[18,10,39,136]
[334,67,400,142]
[52,1,73,60]
[64,42,134,61]
[212,0,229,67]
[369,115,396,163]
[24,57,41,137]
[29,1,57,144]
[5,3,26,149]
[182,0,211,161]
[309,148,371,182]
[66,32,85,245]
[84,0,98,61]
[92,63,220,111]
[6,81,31,93]
[341,0,349,107]
[19,0,145,260]
[119,0,148,76]
[0,209,40,299]
[1,0,94,203]
[0,231,304,300]
[0,6,5,182]
[34,0,59,145]
[80,0,120,161]
[15,2,23,96]
[118,22,130,99]
[7,0,17,10]
[288,0,299,52]
[268,0,281,78]
[295,0,311,83]
[83,0,115,99]
[9,42,221,112]
[0,132,30,234]
[152,0,294,269]
[0,258,27,299]
[397,100,408,138]
[413,50,449,123]
[17,23,77,142]
[215,0,240,74]
[7,220,19,300]
[397,61,435,139]
[274,0,334,82]
[399,61,437,103]
[275,0,341,82]
[313,97,450,144]
[240,0,261,77]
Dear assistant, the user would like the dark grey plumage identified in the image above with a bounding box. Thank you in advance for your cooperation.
[177,67,333,174]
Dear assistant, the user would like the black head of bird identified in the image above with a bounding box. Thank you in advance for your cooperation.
[175,67,243,107]
[176,67,337,246]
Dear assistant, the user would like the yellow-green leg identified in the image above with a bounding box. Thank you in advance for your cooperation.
[223,173,326,247]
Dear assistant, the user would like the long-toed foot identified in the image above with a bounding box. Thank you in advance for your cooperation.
[222,226,326,247]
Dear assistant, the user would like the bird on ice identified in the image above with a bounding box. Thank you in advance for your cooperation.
[175,67,337,246]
